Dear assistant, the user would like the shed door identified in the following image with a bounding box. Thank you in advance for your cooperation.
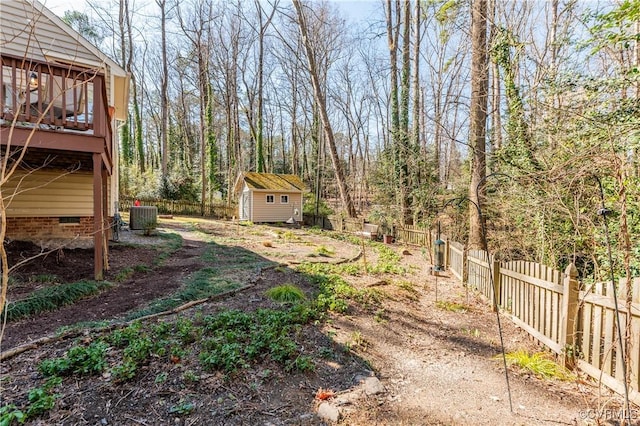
[293,202,301,221]
[241,190,251,220]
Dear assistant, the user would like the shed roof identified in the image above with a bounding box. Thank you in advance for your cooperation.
[236,172,306,193]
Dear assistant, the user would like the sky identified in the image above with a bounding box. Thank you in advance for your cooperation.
[41,0,382,23]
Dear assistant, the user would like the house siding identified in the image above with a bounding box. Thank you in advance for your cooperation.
[250,191,303,223]
[3,170,94,217]
[1,1,102,69]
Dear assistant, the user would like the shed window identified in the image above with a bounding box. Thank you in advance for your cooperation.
[280,195,289,204]
[266,194,275,204]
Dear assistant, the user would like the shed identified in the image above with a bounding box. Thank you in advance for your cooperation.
[234,172,306,223]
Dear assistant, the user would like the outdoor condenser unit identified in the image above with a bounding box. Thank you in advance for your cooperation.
[129,206,158,230]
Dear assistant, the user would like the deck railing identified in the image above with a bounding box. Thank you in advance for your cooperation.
[1,54,106,133]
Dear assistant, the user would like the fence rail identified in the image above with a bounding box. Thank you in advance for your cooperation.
[120,196,235,219]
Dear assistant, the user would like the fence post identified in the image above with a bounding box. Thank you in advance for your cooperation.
[462,246,468,287]
[560,263,579,368]
[444,238,450,270]
[491,254,501,312]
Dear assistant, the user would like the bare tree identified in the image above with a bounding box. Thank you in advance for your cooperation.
[422,0,468,190]
[120,0,145,173]
[156,0,171,177]
[291,0,356,217]
[209,2,244,204]
[254,0,278,173]
[177,0,216,212]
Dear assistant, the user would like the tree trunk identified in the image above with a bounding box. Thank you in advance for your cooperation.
[489,0,502,155]
[468,0,489,249]
[399,0,411,225]
[291,69,299,176]
[386,0,400,219]
[292,0,356,217]
[157,0,169,177]
[412,0,421,176]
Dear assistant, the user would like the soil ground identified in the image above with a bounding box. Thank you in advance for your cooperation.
[0,217,633,425]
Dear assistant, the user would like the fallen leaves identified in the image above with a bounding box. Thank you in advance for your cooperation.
[315,387,335,401]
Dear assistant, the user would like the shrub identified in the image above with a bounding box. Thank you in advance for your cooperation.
[26,377,61,417]
[265,284,306,304]
[503,350,575,380]
[435,300,468,313]
[38,341,108,377]
[0,404,26,425]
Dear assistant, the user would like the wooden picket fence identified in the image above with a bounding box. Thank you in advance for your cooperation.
[120,196,235,219]
[467,249,494,306]
[395,224,430,246]
[497,259,566,354]
[462,248,640,406]
[302,218,640,404]
[448,241,465,282]
[578,279,640,403]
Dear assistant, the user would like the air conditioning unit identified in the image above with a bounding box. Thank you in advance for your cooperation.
[130,206,158,230]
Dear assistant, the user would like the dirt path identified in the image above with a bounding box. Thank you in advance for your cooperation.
[0,218,624,425]
[335,278,587,425]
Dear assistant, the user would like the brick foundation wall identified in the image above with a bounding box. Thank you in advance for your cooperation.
[5,216,97,249]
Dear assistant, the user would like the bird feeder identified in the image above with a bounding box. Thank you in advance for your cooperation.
[434,238,445,272]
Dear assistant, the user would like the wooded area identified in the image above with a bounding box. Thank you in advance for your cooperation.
[63,0,639,283]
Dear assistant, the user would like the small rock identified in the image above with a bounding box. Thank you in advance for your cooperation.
[353,371,374,385]
[490,395,500,402]
[334,390,360,405]
[363,377,385,395]
[317,402,340,423]
[100,419,108,425]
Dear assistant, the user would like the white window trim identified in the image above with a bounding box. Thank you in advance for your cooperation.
[280,195,289,204]
[266,194,275,204]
